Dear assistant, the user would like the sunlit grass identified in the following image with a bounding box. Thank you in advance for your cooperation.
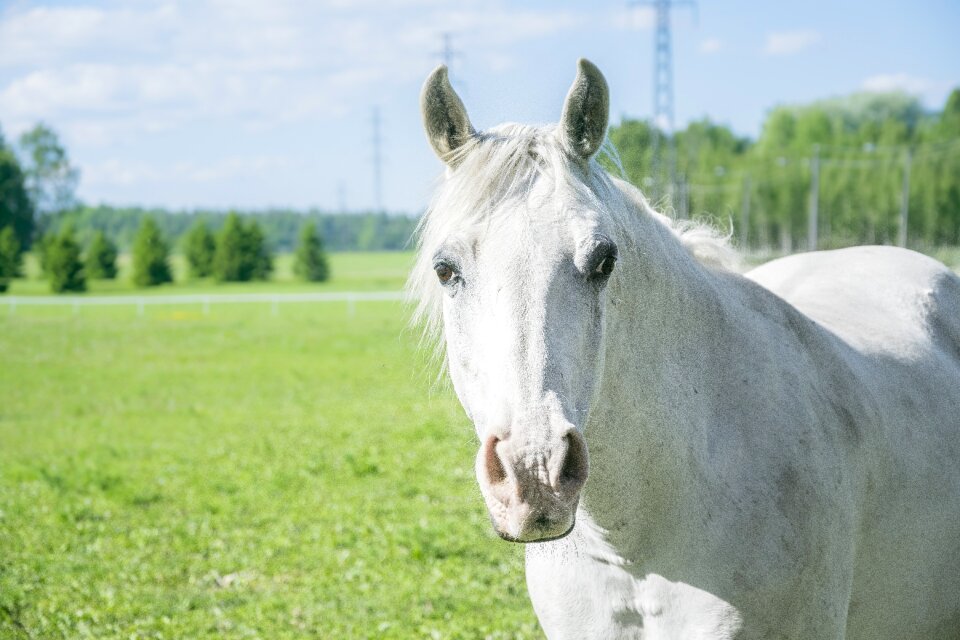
[0,271,542,638]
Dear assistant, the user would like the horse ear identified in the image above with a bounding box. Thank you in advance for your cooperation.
[421,65,476,164]
[559,58,609,160]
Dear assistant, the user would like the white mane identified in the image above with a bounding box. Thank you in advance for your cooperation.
[406,123,738,349]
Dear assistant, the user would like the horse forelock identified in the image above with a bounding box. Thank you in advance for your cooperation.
[406,122,739,360]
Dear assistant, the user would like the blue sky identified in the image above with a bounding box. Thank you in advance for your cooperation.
[0,0,957,213]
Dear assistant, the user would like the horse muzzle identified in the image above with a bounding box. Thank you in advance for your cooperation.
[475,429,588,543]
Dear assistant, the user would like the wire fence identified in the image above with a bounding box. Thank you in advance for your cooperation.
[4,291,404,317]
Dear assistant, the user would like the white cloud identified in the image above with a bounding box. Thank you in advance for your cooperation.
[0,0,583,146]
[83,155,297,187]
[700,37,722,54]
[860,73,955,107]
[763,30,821,56]
[611,6,655,31]
[0,5,180,68]
[861,73,933,94]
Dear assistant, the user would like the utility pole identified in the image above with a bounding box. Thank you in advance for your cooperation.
[435,32,464,87]
[898,148,912,248]
[677,174,688,219]
[371,107,383,214]
[740,175,751,247]
[437,32,460,68]
[337,181,347,214]
[630,0,696,205]
[808,144,820,251]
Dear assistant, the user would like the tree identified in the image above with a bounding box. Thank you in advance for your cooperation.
[131,217,172,287]
[213,213,272,282]
[0,226,23,292]
[18,123,79,219]
[0,141,34,249]
[244,219,273,281]
[213,213,247,282]
[45,227,85,293]
[85,230,118,279]
[184,220,215,278]
[293,222,330,282]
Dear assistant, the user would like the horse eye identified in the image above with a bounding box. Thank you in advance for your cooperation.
[594,255,616,277]
[435,264,455,284]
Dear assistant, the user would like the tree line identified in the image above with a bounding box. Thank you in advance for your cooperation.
[50,206,419,253]
[34,214,329,293]
[608,89,960,250]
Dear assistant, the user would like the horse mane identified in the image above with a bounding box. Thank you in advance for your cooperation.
[406,122,739,353]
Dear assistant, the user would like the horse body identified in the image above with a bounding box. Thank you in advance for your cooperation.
[750,246,960,639]
[526,222,960,639]
[414,60,960,638]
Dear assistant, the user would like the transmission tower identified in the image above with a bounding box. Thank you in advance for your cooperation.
[337,180,347,213]
[371,107,383,213]
[434,32,464,83]
[631,0,696,207]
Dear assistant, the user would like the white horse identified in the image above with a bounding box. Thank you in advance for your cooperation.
[410,59,960,639]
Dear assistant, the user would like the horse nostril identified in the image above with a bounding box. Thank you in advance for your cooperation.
[559,431,589,493]
[482,436,508,485]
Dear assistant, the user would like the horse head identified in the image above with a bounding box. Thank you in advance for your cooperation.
[414,60,618,542]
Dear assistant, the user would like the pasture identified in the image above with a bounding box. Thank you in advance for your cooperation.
[0,253,541,639]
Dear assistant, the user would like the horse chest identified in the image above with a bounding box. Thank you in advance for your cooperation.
[524,512,742,640]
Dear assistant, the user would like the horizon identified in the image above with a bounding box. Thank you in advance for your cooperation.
[1,0,958,214]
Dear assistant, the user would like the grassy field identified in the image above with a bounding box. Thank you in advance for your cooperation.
[0,254,543,639]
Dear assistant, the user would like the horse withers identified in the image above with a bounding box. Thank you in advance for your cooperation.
[409,59,960,639]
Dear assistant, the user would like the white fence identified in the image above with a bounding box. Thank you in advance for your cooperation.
[5,291,404,316]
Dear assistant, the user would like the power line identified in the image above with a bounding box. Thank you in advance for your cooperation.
[337,181,347,214]
[434,32,465,92]
[371,107,383,214]
[630,0,696,209]
[435,32,463,70]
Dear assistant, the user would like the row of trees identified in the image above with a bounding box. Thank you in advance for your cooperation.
[49,207,418,253]
[609,89,960,249]
[0,121,353,293]
[17,214,328,293]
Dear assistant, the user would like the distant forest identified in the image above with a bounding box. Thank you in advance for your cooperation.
[5,87,960,256]
[607,89,960,250]
[48,207,420,252]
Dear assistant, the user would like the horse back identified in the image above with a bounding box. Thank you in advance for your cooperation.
[746,246,960,361]
[747,245,960,640]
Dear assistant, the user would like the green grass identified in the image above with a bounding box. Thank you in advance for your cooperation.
[8,251,414,296]
[0,259,543,638]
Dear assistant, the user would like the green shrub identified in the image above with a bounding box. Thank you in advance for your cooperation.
[0,226,23,292]
[45,227,86,293]
[293,222,330,282]
[85,230,118,279]
[213,213,272,282]
[131,217,172,287]
[244,220,273,281]
[183,221,215,278]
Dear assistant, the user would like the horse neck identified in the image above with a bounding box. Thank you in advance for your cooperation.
[582,206,748,557]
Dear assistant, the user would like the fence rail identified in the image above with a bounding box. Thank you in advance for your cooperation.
[5,291,404,316]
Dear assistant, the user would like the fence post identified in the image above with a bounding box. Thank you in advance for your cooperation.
[740,175,751,248]
[808,144,820,251]
[137,298,145,317]
[347,294,356,318]
[898,148,912,248]
[271,296,279,316]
